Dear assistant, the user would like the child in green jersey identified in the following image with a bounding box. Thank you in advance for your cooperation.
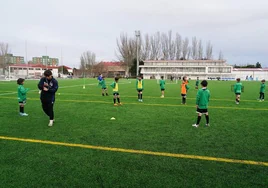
[192,80,210,128]
[110,77,121,106]
[99,76,108,96]
[259,79,266,101]
[136,76,144,102]
[234,78,242,104]
[159,76,165,98]
[195,77,199,89]
[17,78,29,116]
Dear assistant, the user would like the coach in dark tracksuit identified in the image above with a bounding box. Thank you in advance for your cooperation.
[38,70,58,127]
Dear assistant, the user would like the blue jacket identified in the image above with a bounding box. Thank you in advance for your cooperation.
[38,77,58,102]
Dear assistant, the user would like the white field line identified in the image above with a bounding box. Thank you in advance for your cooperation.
[0,81,132,96]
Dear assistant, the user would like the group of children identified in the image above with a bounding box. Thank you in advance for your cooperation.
[17,73,266,128]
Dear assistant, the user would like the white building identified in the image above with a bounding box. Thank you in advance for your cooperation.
[140,60,234,80]
[7,64,59,79]
[233,68,268,81]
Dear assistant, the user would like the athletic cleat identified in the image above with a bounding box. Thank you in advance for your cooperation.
[205,124,210,127]
[20,113,28,116]
[192,124,199,128]
[118,103,122,105]
[140,100,143,102]
[48,122,53,127]
[161,96,164,98]
[114,103,118,106]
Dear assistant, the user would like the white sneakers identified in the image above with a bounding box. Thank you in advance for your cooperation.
[19,113,28,116]
[48,120,54,127]
[192,124,199,127]
[138,99,143,102]
[192,124,209,127]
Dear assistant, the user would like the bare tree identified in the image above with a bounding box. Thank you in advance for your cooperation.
[116,33,137,75]
[182,37,189,60]
[198,39,203,60]
[167,30,176,60]
[187,47,191,60]
[191,37,198,60]
[80,51,96,77]
[141,33,151,61]
[0,43,10,74]
[150,32,161,60]
[218,50,224,60]
[175,33,182,60]
[161,32,169,60]
[206,41,213,60]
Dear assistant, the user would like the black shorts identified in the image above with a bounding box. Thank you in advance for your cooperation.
[137,89,143,92]
[235,93,241,95]
[196,108,208,114]
[102,87,107,90]
[161,89,165,91]
[113,92,119,96]
[181,94,186,97]
[19,100,26,105]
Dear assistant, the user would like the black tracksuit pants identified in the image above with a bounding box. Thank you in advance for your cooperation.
[41,100,54,120]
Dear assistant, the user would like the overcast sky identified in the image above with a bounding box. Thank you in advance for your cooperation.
[1,0,268,67]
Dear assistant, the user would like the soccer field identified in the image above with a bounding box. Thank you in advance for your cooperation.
[0,78,267,187]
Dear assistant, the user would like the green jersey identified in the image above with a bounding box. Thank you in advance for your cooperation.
[136,79,144,90]
[196,88,210,109]
[99,80,107,89]
[234,82,242,94]
[260,83,266,93]
[18,85,29,102]
[159,79,165,89]
[195,80,200,86]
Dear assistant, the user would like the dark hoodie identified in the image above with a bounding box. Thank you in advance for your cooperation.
[38,77,58,102]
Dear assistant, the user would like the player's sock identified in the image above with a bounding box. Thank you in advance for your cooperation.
[196,116,201,125]
[113,99,116,104]
[205,115,209,124]
[102,93,104,96]
[141,94,143,99]
[117,98,120,103]
[20,106,24,113]
[138,94,140,99]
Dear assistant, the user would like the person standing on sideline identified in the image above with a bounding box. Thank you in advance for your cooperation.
[17,78,29,116]
[259,79,266,101]
[160,76,166,98]
[234,78,242,104]
[192,80,210,128]
[136,76,144,102]
[38,70,58,126]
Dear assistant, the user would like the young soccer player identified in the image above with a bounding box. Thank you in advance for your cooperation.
[259,79,266,101]
[17,78,29,116]
[195,77,199,89]
[136,76,144,102]
[192,80,210,127]
[110,77,121,106]
[234,78,242,104]
[181,76,189,104]
[38,70,59,126]
[99,76,108,96]
[160,76,165,98]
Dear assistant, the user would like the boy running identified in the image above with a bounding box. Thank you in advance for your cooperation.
[17,78,29,116]
[110,77,121,106]
[259,79,266,101]
[160,76,165,98]
[181,76,190,104]
[136,76,144,102]
[99,76,108,96]
[234,78,242,104]
[192,80,210,127]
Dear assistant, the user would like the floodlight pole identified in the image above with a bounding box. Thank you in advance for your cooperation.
[135,30,140,77]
